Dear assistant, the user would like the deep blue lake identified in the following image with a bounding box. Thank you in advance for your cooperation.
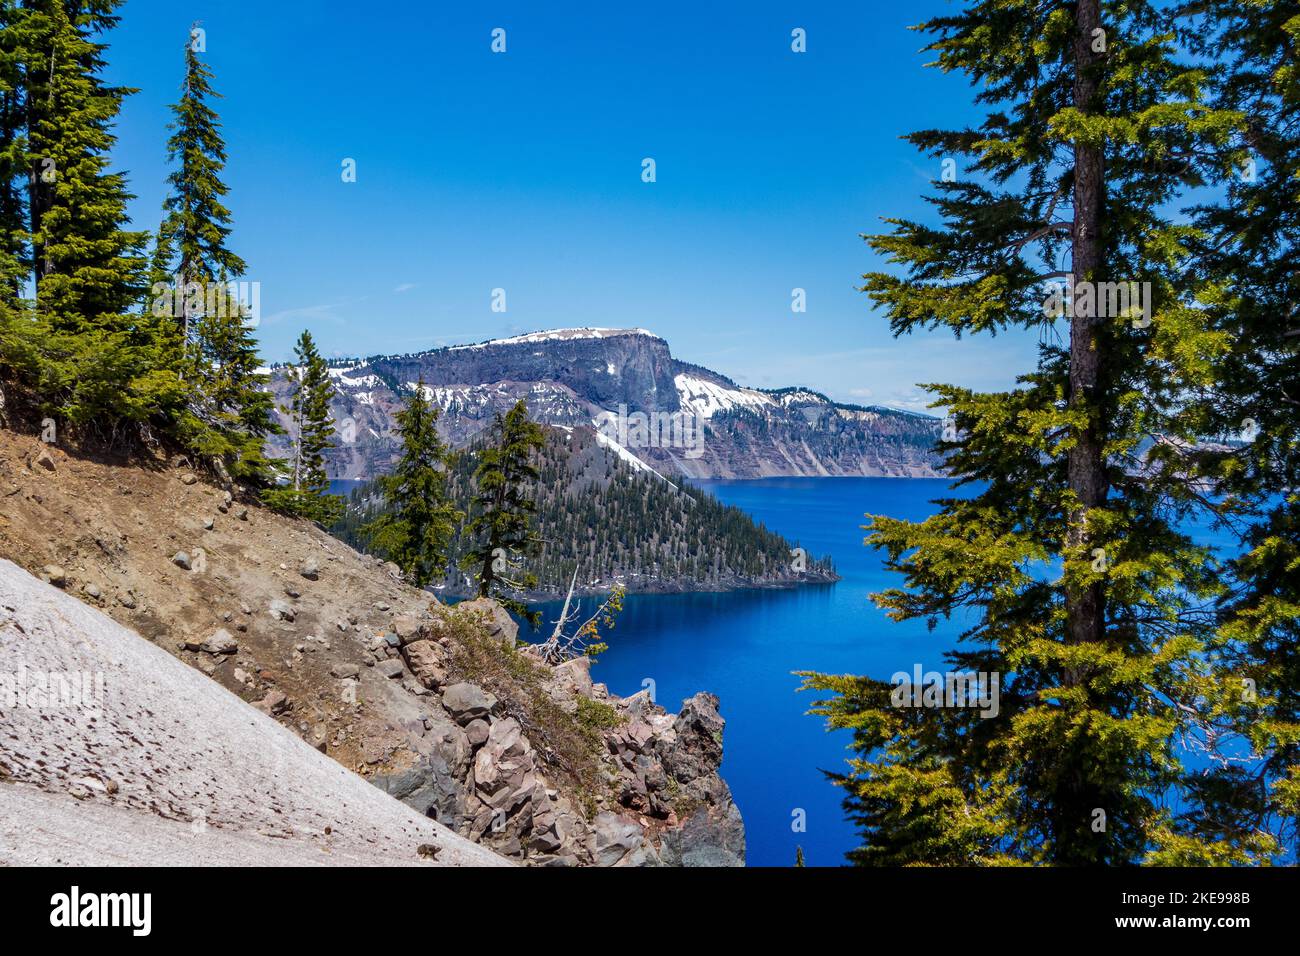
[531,477,973,867]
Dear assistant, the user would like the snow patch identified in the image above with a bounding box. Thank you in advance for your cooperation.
[447,328,659,350]
[674,373,772,419]
[593,430,669,482]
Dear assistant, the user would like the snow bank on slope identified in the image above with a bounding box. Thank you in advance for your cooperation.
[0,559,507,867]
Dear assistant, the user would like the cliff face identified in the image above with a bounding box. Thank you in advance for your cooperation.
[0,431,744,866]
[264,328,941,480]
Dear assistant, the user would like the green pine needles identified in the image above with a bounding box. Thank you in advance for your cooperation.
[465,400,546,627]
[800,0,1298,866]
[359,378,462,587]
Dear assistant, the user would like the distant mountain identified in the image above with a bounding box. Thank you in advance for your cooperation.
[263,327,943,480]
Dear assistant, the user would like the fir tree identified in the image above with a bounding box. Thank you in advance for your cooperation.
[14,0,160,429]
[359,378,461,587]
[465,400,545,627]
[800,0,1262,865]
[264,330,341,523]
[154,22,275,480]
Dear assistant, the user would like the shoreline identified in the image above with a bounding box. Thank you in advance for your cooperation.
[431,570,841,605]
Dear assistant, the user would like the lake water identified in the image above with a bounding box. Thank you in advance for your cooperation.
[530,477,973,867]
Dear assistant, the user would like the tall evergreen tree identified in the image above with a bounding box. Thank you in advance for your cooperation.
[466,399,545,627]
[264,330,341,522]
[13,0,161,429]
[359,378,462,587]
[154,21,275,479]
[800,0,1262,864]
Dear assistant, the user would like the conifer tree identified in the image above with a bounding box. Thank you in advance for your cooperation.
[263,330,341,523]
[154,22,275,479]
[359,378,461,587]
[15,0,160,428]
[466,400,545,627]
[800,0,1261,865]
[0,2,32,410]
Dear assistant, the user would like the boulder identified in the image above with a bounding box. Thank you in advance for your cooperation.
[455,597,518,648]
[464,718,490,748]
[587,811,644,867]
[171,551,192,571]
[376,659,405,680]
[32,447,56,472]
[401,639,447,689]
[195,629,238,655]
[391,613,424,645]
[40,565,66,588]
[253,690,289,716]
[549,656,593,702]
[330,662,360,680]
[442,682,497,725]
[299,558,320,581]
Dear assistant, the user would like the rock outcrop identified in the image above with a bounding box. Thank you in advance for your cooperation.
[370,605,745,866]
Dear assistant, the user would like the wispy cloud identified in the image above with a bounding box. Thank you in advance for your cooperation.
[393,283,417,294]
[261,302,355,328]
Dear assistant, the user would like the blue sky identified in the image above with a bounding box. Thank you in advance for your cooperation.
[105,0,1042,411]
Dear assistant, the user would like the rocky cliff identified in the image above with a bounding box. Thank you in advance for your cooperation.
[263,328,941,480]
[0,430,744,866]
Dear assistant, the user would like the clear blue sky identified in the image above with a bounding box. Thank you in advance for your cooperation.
[105,0,1041,412]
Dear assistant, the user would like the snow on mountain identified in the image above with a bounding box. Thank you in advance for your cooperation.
[593,429,669,482]
[447,328,660,351]
[328,366,383,388]
[674,373,773,419]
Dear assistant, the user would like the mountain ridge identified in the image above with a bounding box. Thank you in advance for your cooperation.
[264,327,944,480]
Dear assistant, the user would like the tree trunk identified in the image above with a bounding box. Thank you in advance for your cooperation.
[1060,0,1110,864]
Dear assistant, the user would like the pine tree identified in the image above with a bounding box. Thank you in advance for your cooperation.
[359,378,461,587]
[465,400,545,627]
[263,330,341,523]
[800,0,1262,865]
[153,22,276,480]
[14,0,161,429]
[0,2,33,414]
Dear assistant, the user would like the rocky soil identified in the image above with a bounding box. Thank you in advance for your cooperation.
[0,430,744,865]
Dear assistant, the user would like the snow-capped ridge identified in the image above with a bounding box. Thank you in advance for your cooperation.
[446,328,663,351]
